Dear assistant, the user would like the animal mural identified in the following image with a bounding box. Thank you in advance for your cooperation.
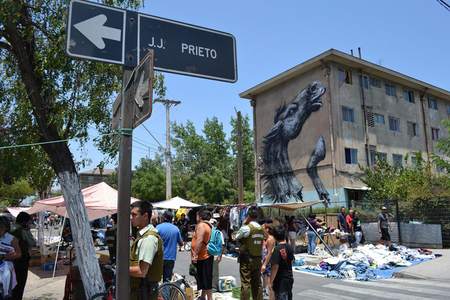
[262,81,331,204]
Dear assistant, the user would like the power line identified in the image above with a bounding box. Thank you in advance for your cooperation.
[0,132,118,150]
[141,124,164,148]
[437,0,450,11]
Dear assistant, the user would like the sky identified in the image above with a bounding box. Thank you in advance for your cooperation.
[72,0,450,171]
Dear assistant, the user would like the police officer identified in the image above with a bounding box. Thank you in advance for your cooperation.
[233,206,264,300]
[129,201,164,300]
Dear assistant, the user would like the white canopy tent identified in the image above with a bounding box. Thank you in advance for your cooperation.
[152,196,200,210]
[27,182,140,221]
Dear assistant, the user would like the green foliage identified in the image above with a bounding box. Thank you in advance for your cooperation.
[0,179,34,206]
[433,119,450,173]
[133,115,255,204]
[132,156,166,202]
[362,153,450,215]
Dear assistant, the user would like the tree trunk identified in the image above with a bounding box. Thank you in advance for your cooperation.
[2,5,106,298]
[57,170,105,299]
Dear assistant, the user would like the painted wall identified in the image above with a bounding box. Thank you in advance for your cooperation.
[254,66,333,202]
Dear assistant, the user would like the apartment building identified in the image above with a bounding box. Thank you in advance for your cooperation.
[240,49,449,207]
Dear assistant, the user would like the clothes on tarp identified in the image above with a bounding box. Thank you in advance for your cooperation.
[296,244,435,281]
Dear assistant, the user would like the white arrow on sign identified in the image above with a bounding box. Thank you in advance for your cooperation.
[74,14,121,50]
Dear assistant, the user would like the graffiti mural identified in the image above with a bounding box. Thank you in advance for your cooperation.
[262,81,330,204]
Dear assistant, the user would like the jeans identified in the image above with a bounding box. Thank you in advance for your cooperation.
[163,260,175,282]
[354,231,363,246]
[307,230,317,255]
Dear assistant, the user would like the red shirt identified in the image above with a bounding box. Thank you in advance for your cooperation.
[346,215,353,229]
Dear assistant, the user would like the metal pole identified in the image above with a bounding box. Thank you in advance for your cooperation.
[300,212,335,256]
[237,110,244,204]
[53,212,67,278]
[116,68,134,299]
[155,99,180,200]
[165,103,171,199]
[395,199,402,245]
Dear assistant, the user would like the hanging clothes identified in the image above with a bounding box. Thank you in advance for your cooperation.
[230,207,240,231]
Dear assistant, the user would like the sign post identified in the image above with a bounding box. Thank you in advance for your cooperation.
[66,0,237,297]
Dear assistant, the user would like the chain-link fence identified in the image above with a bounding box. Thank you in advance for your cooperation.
[355,198,450,248]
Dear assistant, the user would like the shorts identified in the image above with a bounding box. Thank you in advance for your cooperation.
[195,255,213,290]
[381,228,391,241]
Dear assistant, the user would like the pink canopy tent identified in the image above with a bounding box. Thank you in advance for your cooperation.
[6,207,31,218]
[27,182,140,221]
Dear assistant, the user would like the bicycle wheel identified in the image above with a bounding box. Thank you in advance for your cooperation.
[183,241,191,251]
[157,282,186,300]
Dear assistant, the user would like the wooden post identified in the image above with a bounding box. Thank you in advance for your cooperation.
[237,110,244,204]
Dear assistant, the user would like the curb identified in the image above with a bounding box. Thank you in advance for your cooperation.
[393,271,429,280]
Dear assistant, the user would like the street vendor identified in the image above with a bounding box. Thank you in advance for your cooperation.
[232,206,264,300]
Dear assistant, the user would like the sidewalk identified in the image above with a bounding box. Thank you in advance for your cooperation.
[23,263,68,300]
[394,249,450,281]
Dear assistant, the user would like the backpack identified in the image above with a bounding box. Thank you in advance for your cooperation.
[207,226,223,256]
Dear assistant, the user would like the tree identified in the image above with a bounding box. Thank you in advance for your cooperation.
[132,155,166,202]
[0,1,147,297]
[434,119,450,173]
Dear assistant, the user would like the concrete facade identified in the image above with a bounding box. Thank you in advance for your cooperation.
[241,49,450,207]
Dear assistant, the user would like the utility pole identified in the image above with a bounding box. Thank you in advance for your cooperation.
[236,110,244,204]
[155,99,181,200]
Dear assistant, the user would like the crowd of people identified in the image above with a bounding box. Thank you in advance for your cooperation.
[0,203,393,300]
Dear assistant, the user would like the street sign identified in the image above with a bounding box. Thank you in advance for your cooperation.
[128,51,154,128]
[67,0,126,64]
[66,0,237,82]
[112,51,154,129]
[138,15,236,82]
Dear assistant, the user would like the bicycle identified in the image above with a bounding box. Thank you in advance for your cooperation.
[89,267,190,300]
[157,275,190,300]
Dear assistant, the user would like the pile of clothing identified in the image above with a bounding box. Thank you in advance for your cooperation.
[296,244,436,281]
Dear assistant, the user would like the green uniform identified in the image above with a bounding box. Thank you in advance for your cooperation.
[130,227,163,300]
[239,223,264,300]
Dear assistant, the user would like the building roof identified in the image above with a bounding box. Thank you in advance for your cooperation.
[239,48,450,101]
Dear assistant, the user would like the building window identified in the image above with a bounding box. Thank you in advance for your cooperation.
[374,113,385,125]
[359,75,369,89]
[393,154,403,167]
[389,116,400,132]
[376,152,387,162]
[370,77,381,88]
[338,68,352,84]
[345,148,358,164]
[428,96,438,110]
[342,106,355,122]
[385,83,396,97]
[431,127,440,141]
[407,121,418,137]
[411,155,418,167]
[447,105,450,116]
[403,89,415,103]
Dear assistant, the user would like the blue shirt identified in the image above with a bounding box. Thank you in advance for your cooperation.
[156,222,182,261]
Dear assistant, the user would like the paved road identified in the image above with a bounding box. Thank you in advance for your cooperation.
[173,251,450,300]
